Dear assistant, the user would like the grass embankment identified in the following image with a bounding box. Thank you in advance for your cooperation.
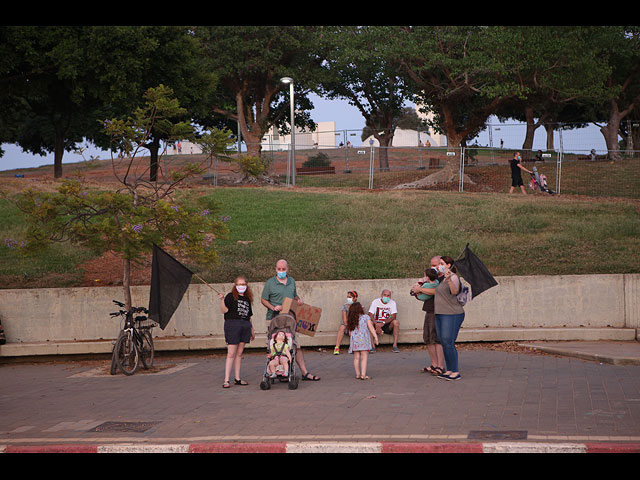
[2,185,638,289]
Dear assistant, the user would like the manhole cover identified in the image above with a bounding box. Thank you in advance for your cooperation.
[468,430,527,440]
[89,421,160,433]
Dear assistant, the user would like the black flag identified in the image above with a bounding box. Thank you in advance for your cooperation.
[454,244,498,298]
[149,244,193,330]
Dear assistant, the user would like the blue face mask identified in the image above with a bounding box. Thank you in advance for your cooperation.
[382,296,390,304]
[277,271,287,279]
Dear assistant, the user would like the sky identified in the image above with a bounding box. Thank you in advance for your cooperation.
[0,93,607,173]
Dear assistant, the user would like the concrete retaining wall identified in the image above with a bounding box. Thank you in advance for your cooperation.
[1,274,638,357]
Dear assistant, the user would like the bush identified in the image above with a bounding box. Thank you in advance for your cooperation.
[302,152,331,168]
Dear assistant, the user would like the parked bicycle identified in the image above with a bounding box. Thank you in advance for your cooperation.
[109,300,157,375]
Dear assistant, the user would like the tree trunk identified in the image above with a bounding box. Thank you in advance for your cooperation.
[545,124,555,150]
[600,100,632,162]
[243,130,263,158]
[54,132,64,179]
[149,137,161,182]
[374,132,393,171]
[600,122,622,161]
[522,107,543,152]
[123,257,132,311]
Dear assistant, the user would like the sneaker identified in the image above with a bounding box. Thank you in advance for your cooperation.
[392,345,400,353]
[333,346,340,355]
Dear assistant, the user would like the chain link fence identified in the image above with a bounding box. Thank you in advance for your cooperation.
[204,123,640,199]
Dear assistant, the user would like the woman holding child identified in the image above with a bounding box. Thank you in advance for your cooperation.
[412,256,464,381]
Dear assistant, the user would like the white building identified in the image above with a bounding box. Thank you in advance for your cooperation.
[261,121,337,151]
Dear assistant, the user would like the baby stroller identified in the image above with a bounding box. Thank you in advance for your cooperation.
[260,312,299,390]
[529,166,556,194]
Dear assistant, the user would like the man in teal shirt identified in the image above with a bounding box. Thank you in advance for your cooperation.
[261,259,320,381]
[261,259,301,320]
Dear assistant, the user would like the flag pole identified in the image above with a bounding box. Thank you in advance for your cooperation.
[192,271,222,294]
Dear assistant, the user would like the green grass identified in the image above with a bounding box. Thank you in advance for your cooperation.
[1,186,639,288]
[0,198,95,287]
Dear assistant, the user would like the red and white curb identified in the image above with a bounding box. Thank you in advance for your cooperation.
[2,441,640,453]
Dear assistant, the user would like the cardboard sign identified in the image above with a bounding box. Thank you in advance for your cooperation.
[281,297,322,337]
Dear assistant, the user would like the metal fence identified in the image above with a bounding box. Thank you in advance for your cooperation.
[237,145,637,199]
[203,121,640,198]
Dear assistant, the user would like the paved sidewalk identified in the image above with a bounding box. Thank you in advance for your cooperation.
[1,342,640,452]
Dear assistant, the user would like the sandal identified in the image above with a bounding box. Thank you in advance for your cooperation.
[234,378,249,386]
[222,381,230,388]
[302,372,321,381]
[361,375,371,380]
[421,365,438,375]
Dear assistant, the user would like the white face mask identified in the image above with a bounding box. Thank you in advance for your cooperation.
[236,285,247,294]
[346,297,353,304]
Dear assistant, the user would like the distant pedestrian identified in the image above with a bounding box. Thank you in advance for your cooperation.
[509,151,532,194]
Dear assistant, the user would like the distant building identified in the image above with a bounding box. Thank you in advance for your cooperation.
[261,121,337,151]
[360,128,442,148]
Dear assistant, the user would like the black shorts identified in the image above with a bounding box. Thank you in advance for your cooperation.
[381,322,394,335]
[224,318,252,345]
[511,176,523,187]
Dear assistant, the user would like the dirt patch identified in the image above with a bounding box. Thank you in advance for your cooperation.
[79,250,152,287]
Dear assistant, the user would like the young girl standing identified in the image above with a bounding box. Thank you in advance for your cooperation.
[347,302,379,380]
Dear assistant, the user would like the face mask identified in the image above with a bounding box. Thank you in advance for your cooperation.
[236,285,247,294]
[382,296,390,304]
[346,297,353,304]
[437,265,446,274]
[277,271,287,279]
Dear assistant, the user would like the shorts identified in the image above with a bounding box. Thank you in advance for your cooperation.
[511,176,523,187]
[379,322,394,335]
[224,318,252,345]
[422,311,440,344]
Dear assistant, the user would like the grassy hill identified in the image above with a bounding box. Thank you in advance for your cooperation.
[1,171,639,289]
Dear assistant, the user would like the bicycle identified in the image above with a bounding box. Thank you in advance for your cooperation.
[109,300,157,376]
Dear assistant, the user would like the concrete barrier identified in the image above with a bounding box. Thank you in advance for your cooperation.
[0,274,638,357]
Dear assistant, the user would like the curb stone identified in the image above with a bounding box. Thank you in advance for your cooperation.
[2,441,640,453]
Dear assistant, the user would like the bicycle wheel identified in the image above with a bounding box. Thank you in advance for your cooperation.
[140,328,154,369]
[115,332,139,375]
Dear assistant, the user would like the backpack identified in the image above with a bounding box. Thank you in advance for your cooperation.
[456,282,471,306]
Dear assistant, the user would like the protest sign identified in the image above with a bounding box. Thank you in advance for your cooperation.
[281,297,322,337]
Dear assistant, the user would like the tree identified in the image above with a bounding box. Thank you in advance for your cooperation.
[317,26,414,171]
[589,27,640,160]
[193,26,320,159]
[0,26,215,180]
[492,26,612,152]
[392,26,528,187]
[13,86,233,309]
[0,26,113,178]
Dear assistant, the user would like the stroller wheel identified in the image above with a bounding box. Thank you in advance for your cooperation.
[288,378,298,390]
[260,380,271,390]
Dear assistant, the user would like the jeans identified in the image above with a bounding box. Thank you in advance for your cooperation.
[434,313,465,372]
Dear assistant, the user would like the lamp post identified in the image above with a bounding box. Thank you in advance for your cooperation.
[280,76,295,185]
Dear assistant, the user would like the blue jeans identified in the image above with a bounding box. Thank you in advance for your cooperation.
[435,313,465,372]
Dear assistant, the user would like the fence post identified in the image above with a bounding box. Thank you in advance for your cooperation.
[459,147,465,192]
[369,145,375,190]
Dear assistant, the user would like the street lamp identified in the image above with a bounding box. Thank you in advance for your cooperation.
[280,77,295,185]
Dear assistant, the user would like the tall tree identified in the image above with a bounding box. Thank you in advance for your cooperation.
[589,27,640,160]
[0,26,214,180]
[317,26,414,170]
[493,26,611,152]
[193,26,320,158]
[394,26,527,186]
